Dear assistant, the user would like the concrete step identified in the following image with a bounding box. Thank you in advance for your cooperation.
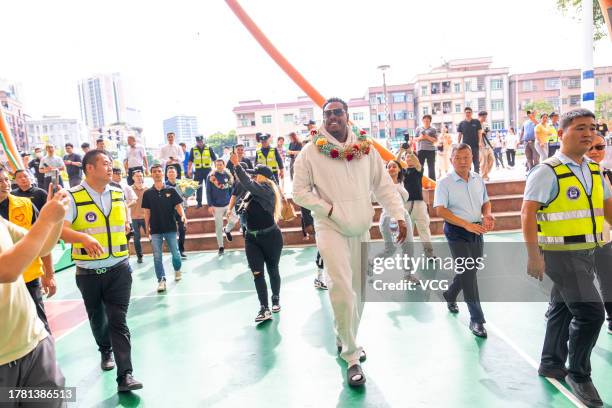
[130,211,523,254]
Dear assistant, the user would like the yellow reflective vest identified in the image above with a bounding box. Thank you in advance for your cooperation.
[256,148,279,172]
[7,195,44,283]
[537,157,604,250]
[192,147,212,169]
[69,185,129,261]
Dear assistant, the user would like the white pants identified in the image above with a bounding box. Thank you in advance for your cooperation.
[317,227,369,365]
[225,208,240,232]
[378,211,415,258]
[213,206,228,247]
[535,142,548,161]
[406,200,433,253]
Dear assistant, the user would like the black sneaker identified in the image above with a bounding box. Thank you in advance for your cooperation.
[255,306,272,322]
[117,373,143,392]
[224,228,233,242]
[101,351,115,371]
[137,256,143,264]
[180,252,187,260]
[271,295,281,313]
[218,247,224,256]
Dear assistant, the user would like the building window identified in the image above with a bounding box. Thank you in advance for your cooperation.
[477,77,486,91]
[568,77,580,89]
[422,106,429,116]
[379,129,386,138]
[393,110,408,120]
[546,97,560,108]
[353,112,364,121]
[262,115,272,124]
[392,92,406,103]
[455,103,461,113]
[376,93,384,104]
[491,100,504,111]
[442,101,452,114]
[545,78,560,90]
[609,76,611,83]
[569,95,580,106]
[370,114,377,123]
[492,121,504,131]
[369,95,377,104]
[407,111,414,119]
[377,113,386,121]
[454,83,461,93]
[478,98,486,112]
[442,81,451,93]
[522,80,534,91]
[465,100,472,108]
[395,128,407,138]
[240,119,249,127]
[406,93,414,102]
[43,125,48,132]
[421,86,428,96]
[431,83,440,94]
[491,79,503,90]
[562,98,568,105]
[465,80,472,92]
[283,114,294,123]
[432,103,441,115]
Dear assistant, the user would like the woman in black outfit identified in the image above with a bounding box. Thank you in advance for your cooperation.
[231,154,284,323]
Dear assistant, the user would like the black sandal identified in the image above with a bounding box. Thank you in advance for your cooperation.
[359,350,366,362]
[347,364,366,386]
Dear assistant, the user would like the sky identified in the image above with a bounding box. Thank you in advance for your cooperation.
[2,0,612,146]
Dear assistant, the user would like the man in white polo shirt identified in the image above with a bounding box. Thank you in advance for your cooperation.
[124,135,149,186]
[0,190,69,407]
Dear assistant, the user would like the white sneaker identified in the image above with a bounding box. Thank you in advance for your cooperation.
[157,280,166,293]
[175,271,182,282]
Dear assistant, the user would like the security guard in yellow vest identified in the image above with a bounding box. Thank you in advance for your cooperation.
[60,150,143,393]
[187,135,217,208]
[255,132,284,184]
[548,112,560,158]
[0,169,55,333]
[522,109,612,407]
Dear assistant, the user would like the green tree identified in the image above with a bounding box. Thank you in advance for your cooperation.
[596,93,612,119]
[556,0,606,42]
[523,100,556,116]
[205,130,238,156]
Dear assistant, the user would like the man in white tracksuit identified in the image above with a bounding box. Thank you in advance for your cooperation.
[293,97,407,387]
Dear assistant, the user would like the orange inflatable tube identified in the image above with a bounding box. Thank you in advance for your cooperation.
[0,111,23,172]
[600,0,612,42]
[225,0,435,188]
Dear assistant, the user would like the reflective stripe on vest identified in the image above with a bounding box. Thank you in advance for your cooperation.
[193,148,212,169]
[537,157,604,251]
[256,148,278,172]
[7,194,44,283]
[70,186,129,261]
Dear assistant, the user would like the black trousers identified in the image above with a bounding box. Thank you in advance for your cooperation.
[467,144,480,173]
[417,150,436,181]
[26,278,51,334]
[548,143,560,158]
[127,166,144,186]
[245,226,283,308]
[541,250,605,383]
[131,219,146,258]
[506,149,516,167]
[174,211,186,253]
[443,222,485,324]
[75,261,133,379]
[594,243,612,321]
[43,176,63,191]
[194,168,211,206]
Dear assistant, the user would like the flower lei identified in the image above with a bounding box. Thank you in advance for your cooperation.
[312,128,372,161]
[209,170,234,190]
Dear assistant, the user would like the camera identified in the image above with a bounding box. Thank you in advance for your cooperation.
[401,132,411,150]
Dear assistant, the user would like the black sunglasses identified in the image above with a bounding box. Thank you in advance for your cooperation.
[589,145,606,151]
[324,108,345,118]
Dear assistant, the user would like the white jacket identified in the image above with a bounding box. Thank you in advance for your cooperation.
[293,127,405,237]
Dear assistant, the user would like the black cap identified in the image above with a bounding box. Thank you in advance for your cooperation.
[195,135,204,141]
[256,132,270,140]
[304,119,316,126]
[246,164,274,180]
[20,152,29,157]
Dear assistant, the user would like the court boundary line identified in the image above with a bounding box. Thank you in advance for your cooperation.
[487,321,585,408]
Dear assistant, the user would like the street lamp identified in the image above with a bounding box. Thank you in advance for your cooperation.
[377,65,391,140]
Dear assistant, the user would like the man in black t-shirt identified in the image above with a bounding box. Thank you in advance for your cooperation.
[141,164,186,292]
[28,147,45,188]
[63,143,83,187]
[456,107,483,173]
[226,144,253,175]
[12,170,48,212]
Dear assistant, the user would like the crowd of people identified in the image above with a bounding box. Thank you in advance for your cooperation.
[1,97,611,407]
